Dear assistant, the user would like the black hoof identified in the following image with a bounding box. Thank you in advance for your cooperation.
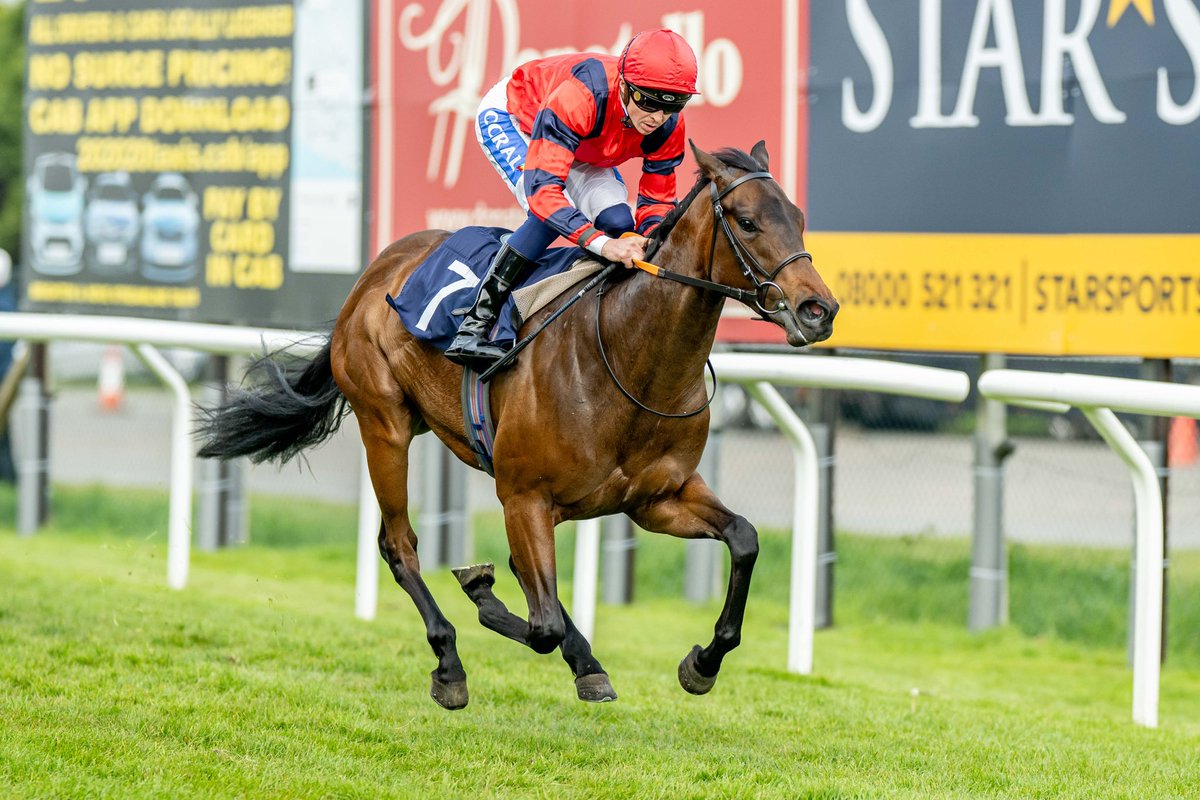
[575,672,617,703]
[678,644,717,695]
[429,673,469,710]
[452,563,495,592]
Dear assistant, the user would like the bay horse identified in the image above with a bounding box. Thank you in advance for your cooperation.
[197,141,838,709]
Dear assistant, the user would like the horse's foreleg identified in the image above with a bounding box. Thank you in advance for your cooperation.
[500,495,566,655]
[362,428,468,710]
[630,473,759,695]
[557,602,617,701]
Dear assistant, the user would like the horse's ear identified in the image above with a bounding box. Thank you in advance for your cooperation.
[750,140,770,171]
[689,140,728,181]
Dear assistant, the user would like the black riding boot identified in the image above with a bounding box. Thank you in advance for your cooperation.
[444,242,537,368]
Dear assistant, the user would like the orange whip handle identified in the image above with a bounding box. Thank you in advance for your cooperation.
[619,231,660,276]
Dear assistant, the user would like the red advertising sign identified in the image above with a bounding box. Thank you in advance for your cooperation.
[370,0,808,257]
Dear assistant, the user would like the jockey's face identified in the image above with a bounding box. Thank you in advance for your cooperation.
[620,80,670,135]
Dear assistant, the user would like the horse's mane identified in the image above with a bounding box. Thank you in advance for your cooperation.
[644,147,766,260]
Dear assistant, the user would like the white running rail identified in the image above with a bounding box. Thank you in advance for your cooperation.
[572,353,971,674]
[979,369,1200,729]
[0,313,328,591]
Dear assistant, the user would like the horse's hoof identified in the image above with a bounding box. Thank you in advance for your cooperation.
[678,644,718,695]
[429,673,469,710]
[452,562,495,591]
[575,672,617,703]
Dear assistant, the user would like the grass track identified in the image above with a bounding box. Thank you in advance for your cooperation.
[2,486,1199,798]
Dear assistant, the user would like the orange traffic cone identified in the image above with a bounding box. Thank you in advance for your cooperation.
[1168,416,1198,468]
[98,346,125,412]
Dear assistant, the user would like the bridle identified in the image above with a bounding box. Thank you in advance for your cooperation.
[629,170,815,321]
[596,169,814,418]
[706,171,815,320]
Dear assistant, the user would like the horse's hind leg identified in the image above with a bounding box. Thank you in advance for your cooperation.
[452,563,527,641]
[630,473,758,695]
[360,419,468,710]
[453,560,616,702]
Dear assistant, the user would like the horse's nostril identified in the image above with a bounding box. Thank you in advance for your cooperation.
[800,300,825,319]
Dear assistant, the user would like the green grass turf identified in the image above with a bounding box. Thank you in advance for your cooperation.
[2,485,1199,798]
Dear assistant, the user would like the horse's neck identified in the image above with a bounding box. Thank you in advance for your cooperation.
[600,237,724,397]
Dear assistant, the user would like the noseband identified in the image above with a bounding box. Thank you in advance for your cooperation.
[708,171,814,317]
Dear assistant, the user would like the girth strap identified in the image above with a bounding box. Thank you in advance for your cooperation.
[460,365,497,475]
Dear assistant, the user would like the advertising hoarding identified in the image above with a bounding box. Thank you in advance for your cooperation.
[372,0,802,251]
[21,1,1200,352]
[368,1,1198,358]
[22,0,366,328]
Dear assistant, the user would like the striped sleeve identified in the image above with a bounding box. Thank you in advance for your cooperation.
[524,60,607,250]
[635,114,686,235]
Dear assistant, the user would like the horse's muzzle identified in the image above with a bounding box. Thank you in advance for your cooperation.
[783,296,838,346]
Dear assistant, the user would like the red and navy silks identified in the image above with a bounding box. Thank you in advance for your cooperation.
[506,53,686,247]
[388,226,585,351]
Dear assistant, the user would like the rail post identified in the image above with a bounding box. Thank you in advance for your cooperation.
[970,352,1012,631]
[978,368,1200,727]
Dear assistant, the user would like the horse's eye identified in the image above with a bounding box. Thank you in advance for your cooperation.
[737,218,757,233]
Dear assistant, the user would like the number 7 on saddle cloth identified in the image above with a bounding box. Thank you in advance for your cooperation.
[387,226,587,352]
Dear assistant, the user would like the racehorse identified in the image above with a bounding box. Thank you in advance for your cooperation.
[197,141,838,709]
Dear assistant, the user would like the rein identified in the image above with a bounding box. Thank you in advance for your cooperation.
[595,279,717,419]
[477,261,620,383]
[628,258,756,306]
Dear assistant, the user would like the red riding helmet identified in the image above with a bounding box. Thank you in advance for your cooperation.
[618,29,699,96]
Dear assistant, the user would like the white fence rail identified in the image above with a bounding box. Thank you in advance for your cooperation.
[8,314,1192,728]
[0,314,970,675]
[0,313,971,667]
[978,369,1200,729]
[0,313,321,589]
[0,313,319,356]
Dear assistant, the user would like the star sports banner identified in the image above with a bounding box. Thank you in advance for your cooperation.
[807,0,1200,357]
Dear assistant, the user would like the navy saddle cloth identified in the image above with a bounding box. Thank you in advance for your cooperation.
[388,226,585,350]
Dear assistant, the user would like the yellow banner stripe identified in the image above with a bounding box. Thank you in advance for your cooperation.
[806,232,1200,358]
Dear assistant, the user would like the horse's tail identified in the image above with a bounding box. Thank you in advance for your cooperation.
[196,335,349,465]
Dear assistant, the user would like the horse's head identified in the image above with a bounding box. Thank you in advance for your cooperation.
[682,141,839,347]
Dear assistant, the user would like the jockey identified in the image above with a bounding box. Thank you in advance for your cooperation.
[444,28,698,368]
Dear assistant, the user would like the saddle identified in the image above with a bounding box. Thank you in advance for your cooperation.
[388,226,608,475]
[387,226,605,352]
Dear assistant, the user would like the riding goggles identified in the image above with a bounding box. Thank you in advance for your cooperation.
[626,82,691,115]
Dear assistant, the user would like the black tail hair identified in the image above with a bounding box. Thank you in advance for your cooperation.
[196,336,349,465]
